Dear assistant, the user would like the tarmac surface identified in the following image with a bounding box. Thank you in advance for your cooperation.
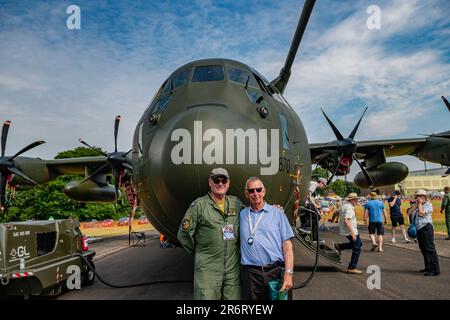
[58,225,450,300]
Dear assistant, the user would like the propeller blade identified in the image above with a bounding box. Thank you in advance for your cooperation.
[348,107,368,139]
[8,167,39,185]
[123,149,132,157]
[113,169,120,201]
[0,173,7,208]
[80,163,109,184]
[321,108,344,140]
[10,140,45,160]
[327,153,342,185]
[352,154,373,188]
[122,162,133,171]
[114,115,121,153]
[79,139,107,156]
[1,120,11,157]
[442,96,450,113]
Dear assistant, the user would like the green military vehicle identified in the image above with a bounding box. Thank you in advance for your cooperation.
[0,218,95,298]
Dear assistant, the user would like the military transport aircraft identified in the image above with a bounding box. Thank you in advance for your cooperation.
[0,0,448,266]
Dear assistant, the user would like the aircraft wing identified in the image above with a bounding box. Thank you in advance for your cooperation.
[44,156,107,175]
[12,156,109,187]
[310,137,427,168]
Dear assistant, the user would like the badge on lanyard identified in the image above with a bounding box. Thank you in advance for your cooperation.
[223,223,235,241]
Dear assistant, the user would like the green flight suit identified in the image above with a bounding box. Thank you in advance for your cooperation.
[177,193,244,300]
[442,192,450,236]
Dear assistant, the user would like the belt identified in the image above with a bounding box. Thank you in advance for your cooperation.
[244,261,284,272]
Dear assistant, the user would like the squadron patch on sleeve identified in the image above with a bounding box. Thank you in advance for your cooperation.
[182,218,190,231]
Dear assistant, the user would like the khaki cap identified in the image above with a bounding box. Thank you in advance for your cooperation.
[209,168,229,179]
[347,192,360,200]
[415,189,427,196]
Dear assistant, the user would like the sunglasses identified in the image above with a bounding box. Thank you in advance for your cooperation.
[246,187,263,194]
[212,177,228,184]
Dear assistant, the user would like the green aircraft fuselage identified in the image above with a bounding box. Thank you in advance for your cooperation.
[131,59,311,241]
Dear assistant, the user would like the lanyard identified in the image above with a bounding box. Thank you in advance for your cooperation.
[248,207,265,236]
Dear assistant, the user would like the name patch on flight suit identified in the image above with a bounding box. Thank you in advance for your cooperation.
[223,223,235,241]
[227,208,237,216]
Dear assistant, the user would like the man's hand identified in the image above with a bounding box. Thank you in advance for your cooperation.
[280,273,293,292]
[351,233,356,241]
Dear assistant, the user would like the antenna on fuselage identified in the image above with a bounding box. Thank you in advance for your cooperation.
[270,0,316,94]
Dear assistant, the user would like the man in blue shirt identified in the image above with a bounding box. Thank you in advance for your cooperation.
[240,177,294,300]
[364,192,387,252]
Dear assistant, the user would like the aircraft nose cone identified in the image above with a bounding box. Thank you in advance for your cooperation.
[141,105,278,238]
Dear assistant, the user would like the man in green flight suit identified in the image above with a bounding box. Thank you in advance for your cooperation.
[441,186,450,240]
[177,168,244,300]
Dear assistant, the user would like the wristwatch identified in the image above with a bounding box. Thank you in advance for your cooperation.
[285,269,294,275]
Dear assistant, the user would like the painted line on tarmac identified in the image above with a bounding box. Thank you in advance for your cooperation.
[94,246,130,261]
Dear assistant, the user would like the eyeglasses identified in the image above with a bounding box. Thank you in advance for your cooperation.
[212,177,228,184]
[246,187,263,194]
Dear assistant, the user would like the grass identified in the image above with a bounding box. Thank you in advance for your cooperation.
[80,222,155,238]
[322,200,448,235]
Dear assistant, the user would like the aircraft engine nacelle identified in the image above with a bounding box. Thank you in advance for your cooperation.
[63,180,118,203]
[354,162,408,188]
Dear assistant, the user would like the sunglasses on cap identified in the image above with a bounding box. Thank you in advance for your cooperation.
[246,187,263,194]
[212,177,228,184]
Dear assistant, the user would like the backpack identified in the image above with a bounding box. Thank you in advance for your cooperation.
[407,211,417,239]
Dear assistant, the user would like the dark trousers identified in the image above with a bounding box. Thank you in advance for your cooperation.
[445,211,450,236]
[241,264,292,300]
[338,234,362,269]
[417,223,440,274]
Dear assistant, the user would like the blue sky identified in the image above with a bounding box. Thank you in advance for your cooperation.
[0,0,449,175]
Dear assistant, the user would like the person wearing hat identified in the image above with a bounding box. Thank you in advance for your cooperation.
[309,177,327,194]
[299,177,328,238]
[364,191,387,252]
[334,192,363,274]
[177,168,245,299]
[410,189,440,276]
[387,190,410,243]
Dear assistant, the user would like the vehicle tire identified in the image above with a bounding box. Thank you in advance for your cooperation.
[82,260,96,286]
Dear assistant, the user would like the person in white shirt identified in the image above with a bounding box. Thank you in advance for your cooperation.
[410,189,440,276]
[334,192,363,274]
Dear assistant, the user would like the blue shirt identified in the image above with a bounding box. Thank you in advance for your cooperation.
[240,203,294,266]
[387,197,402,216]
[364,200,385,223]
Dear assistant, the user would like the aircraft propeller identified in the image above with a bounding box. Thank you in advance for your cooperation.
[320,108,374,188]
[0,120,45,209]
[79,115,132,201]
[443,96,450,113]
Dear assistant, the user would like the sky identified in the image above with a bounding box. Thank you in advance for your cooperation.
[0,0,449,178]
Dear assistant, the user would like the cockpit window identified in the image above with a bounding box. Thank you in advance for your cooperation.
[192,65,224,82]
[227,66,258,87]
[155,95,170,112]
[279,113,290,150]
[172,68,190,89]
